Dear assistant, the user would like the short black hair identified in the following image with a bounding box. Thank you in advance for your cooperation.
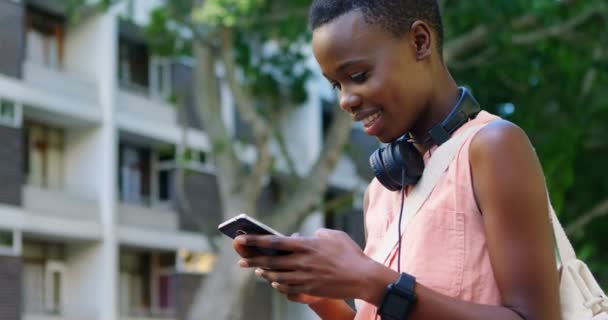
[309,0,444,53]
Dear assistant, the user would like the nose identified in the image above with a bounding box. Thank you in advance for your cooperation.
[339,89,362,114]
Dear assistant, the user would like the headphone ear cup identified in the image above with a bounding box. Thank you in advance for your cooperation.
[397,142,425,184]
[369,148,384,182]
[370,139,425,191]
[370,146,400,191]
[383,141,406,189]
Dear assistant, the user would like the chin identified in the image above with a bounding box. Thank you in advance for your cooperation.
[375,131,403,144]
[376,135,395,144]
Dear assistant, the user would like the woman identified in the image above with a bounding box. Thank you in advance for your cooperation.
[234,1,561,319]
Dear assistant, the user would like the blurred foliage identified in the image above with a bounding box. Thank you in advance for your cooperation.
[142,0,608,287]
[143,0,314,125]
[443,0,608,285]
[73,0,608,286]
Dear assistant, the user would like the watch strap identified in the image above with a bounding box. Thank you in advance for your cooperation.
[378,273,417,320]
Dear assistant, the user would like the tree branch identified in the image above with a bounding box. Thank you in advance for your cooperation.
[443,0,587,64]
[268,108,353,233]
[218,27,274,214]
[511,3,606,45]
[273,127,299,179]
[566,198,608,235]
[269,99,300,179]
[448,46,497,70]
[218,28,271,144]
[193,40,243,219]
[443,25,489,64]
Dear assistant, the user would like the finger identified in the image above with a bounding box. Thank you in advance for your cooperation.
[233,240,259,258]
[272,282,308,296]
[235,235,312,252]
[255,268,307,286]
[314,228,340,239]
[241,254,300,271]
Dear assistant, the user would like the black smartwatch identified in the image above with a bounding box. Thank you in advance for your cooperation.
[377,273,417,320]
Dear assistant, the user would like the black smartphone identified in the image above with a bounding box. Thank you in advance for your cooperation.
[218,213,291,256]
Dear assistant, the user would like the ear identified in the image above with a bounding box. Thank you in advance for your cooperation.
[410,21,432,61]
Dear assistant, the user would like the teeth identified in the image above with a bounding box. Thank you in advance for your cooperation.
[362,111,381,126]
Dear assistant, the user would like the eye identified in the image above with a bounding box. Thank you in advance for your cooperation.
[350,71,368,83]
[331,82,342,91]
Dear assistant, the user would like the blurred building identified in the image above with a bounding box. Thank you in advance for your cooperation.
[0,0,377,320]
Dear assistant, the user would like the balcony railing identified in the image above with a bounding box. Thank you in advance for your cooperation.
[23,61,98,105]
[121,306,176,320]
[22,185,99,221]
[118,202,178,231]
[117,85,177,126]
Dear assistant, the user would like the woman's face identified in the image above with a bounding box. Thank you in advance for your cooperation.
[312,10,433,143]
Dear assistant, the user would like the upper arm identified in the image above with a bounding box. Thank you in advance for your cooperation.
[470,120,561,320]
[363,186,370,241]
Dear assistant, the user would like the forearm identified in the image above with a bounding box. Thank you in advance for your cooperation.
[309,299,356,320]
[361,262,531,320]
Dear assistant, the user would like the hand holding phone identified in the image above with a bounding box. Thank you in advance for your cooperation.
[218,213,291,256]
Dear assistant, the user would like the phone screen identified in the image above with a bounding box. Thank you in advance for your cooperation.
[218,214,291,256]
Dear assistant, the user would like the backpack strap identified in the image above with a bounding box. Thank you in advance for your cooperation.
[549,204,577,266]
[371,123,489,264]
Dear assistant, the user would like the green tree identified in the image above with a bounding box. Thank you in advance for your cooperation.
[439,0,608,287]
[71,0,608,317]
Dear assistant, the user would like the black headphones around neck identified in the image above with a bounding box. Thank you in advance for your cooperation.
[369,87,481,191]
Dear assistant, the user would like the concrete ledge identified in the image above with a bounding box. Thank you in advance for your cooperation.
[117,203,178,231]
[117,226,210,252]
[0,204,102,241]
[0,74,101,126]
[23,185,99,222]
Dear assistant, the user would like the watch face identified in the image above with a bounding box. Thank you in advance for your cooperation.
[379,274,417,319]
[383,293,411,318]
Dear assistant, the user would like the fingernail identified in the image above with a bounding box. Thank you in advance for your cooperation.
[255,268,263,277]
[271,282,279,289]
[235,236,246,244]
[238,259,248,268]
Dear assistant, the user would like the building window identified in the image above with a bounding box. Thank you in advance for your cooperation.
[119,145,151,205]
[0,98,22,128]
[25,7,65,69]
[24,123,64,190]
[22,241,66,316]
[119,251,175,317]
[118,38,150,94]
[44,261,66,315]
[149,57,172,100]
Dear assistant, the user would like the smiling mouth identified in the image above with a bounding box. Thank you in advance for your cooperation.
[362,110,382,127]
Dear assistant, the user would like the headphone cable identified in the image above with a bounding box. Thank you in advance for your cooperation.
[397,170,406,273]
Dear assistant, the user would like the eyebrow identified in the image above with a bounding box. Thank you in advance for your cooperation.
[322,58,368,81]
[336,59,367,74]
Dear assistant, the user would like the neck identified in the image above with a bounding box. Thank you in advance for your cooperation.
[409,67,460,151]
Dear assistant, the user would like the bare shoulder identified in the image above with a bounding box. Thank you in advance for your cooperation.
[467,118,547,217]
[469,119,534,162]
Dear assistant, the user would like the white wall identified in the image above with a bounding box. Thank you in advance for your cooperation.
[64,243,105,320]
[64,128,103,200]
[64,14,104,86]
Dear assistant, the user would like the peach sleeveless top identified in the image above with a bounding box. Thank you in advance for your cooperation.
[355,111,503,319]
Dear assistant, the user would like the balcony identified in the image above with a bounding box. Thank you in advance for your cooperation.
[121,310,176,320]
[118,202,178,232]
[23,313,66,320]
[23,185,98,222]
[117,87,178,127]
[23,61,98,107]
